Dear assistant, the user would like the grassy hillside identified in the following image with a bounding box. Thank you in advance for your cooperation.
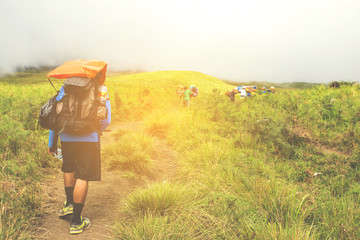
[1,71,360,239]
[105,70,229,121]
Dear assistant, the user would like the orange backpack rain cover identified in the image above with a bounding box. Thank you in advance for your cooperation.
[47,59,108,85]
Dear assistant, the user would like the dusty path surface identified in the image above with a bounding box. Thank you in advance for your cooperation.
[34,122,178,240]
[291,124,352,158]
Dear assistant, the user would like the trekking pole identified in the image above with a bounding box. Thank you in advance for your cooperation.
[48,78,58,92]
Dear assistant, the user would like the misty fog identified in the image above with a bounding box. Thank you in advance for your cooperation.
[1,0,359,83]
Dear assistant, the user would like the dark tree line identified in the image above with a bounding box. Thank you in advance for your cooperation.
[15,65,57,73]
[329,80,356,88]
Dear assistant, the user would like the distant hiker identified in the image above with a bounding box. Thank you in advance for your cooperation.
[143,88,150,96]
[183,86,191,107]
[228,89,237,102]
[240,87,246,99]
[251,88,257,97]
[225,90,231,100]
[246,87,251,97]
[330,81,340,88]
[176,85,185,103]
[45,60,111,235]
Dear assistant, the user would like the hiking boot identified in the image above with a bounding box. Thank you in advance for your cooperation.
[59,201,73,217]
[70,217,91,235]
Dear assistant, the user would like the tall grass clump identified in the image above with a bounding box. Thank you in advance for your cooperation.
[114,182,198,239]
[113,214,196,240]
[123,181,191,216]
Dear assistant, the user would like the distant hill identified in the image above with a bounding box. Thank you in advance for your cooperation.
[222,79,324,89]
[278,81,324,89]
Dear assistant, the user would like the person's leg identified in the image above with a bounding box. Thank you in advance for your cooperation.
[73,179,88,203]
[64,172,76,186]
[71,179,88,224]
[60,142,77,216]
[64,172,76,205]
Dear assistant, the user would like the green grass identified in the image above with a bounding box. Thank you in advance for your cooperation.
[123,181,192,216]
[0,80,60,239]
[2,71,360,239]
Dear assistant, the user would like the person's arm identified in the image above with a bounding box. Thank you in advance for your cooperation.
[48,130,58,155]
[100,99,111,132]
[48,86,65,154]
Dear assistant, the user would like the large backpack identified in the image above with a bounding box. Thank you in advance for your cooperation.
[55,77,107,134]
[190,86,199,97]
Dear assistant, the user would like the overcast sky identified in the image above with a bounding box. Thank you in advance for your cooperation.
[1,0,359,83]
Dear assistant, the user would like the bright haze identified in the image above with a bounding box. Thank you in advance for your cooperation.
[1,0,359,83]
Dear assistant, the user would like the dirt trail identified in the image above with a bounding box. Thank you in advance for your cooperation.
[34,122,178,239]
[291,124,352,158]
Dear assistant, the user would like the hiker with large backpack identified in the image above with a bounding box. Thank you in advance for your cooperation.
[42,60,111,235]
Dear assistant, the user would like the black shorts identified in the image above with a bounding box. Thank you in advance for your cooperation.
[61,142,101,181]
